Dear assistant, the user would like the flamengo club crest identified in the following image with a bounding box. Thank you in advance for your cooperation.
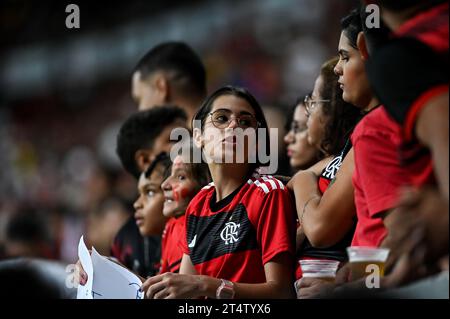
[323,155,342,179]
[220,222,240,245]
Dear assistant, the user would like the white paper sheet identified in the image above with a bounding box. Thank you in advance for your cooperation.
[76,236,94,299]
[77,236,144,299]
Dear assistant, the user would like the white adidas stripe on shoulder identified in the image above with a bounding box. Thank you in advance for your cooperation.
[252,175,286,194]
[254,179,270,194]
[262,176,278,191]
[267,175,285,189]
[201,182,215,190]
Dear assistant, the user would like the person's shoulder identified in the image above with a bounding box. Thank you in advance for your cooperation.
[366,107,399,128]
[353,107,401,140]
[246,174,287,196]
[164,217,177,229]
[369,37,447,83]
[115,215,139,240]
[375,37,438,61]
[200,182,215,191]
[198,182,215,198]
[163,217,182,238]
[175,214,187,227]
[187,183,214,208]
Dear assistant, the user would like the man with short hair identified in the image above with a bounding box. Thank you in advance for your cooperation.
[131,41,207,123]
[116,106,187,179]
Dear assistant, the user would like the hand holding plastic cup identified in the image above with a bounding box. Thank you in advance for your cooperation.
[346,247,390,281]
[299,260,340,282]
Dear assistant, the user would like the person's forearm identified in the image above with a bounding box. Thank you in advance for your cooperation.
[429,138,449,201]
[416,93,449,200]
[292,172,321,219]
[198,276,295,299]
[291,172,324,240]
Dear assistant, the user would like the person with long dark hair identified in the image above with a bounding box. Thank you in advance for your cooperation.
[289,56,361,281]
[141,86,297,299]
[289,8,382,298]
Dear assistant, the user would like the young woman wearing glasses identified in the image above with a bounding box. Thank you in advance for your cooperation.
[141,85,297,299]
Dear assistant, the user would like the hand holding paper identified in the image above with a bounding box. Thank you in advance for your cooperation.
[77,236,144,299]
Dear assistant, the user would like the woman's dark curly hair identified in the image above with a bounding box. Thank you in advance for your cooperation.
[319,57,362,156]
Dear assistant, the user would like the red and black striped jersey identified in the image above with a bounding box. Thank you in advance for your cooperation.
[180,173,296,283]
[366,3,448,188]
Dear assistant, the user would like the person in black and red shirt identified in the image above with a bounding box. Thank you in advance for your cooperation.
[141,86,297,299]
[365,0,448,197]
[291,57,361,280]
[363,0,449,283]
[110,41,206,278]
[296,4,448,298]
[291,9,397,298]
[289,18,382,286]
[159,146,211,274]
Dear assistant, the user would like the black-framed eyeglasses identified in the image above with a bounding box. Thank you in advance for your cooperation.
[209,109,260,129]
[304,95,330,116]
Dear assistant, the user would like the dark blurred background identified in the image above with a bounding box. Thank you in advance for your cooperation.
[0,0,358,264]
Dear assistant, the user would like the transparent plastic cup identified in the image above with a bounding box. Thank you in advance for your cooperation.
[346,247,390,280]
[299,260,340,282]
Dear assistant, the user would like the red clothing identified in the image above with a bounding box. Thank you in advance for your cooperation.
[160,215,186,274]
[403,84,448,143]
[366,3,448,190]
[180,174,296,283]
[397,4,448,188]
[351,107,411,247]
[395,2,449,142]
[318,177,330,194]
[296,139,354,279]
[395,3,449,188]
[395,2,448,54]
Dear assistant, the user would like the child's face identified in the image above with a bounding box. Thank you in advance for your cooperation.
[133,164,167,236]
[161,155,198,218]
